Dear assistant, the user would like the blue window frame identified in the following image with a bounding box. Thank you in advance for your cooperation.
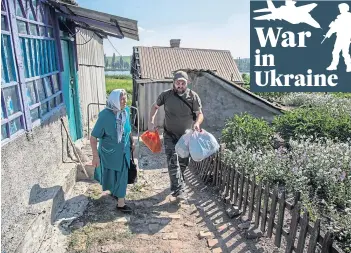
[1,0,25,142]
[1,0,63,144]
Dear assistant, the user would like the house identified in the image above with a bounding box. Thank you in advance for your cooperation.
[130,40,283,133]
[130,39,245,130]
[0,0,139,252]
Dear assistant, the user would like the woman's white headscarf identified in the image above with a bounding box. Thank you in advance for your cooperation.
[106,89,127,143]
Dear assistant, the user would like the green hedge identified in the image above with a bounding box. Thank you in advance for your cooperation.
[221,113,274,151]
[273,107,351,143]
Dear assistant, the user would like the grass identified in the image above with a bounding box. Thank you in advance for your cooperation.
[105,75,133,106]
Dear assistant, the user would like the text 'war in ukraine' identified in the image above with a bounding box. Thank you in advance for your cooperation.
[250,0,351,92]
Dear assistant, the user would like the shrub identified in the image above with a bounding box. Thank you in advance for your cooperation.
[332,92,351,99]
[272,107,351,143]
[222,142,291,185]
[280,93,351,115]
[222,137,351,252]
[253,92,289,102]
[221,113,274,151]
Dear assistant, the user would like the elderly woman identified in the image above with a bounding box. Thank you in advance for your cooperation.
[90,89,135,213]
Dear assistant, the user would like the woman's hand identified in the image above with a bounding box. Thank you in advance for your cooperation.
[92,155,100,168]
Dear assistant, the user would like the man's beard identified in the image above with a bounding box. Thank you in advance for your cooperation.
[174,86,186,94]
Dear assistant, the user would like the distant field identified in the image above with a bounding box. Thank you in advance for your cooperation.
[105,76,133,106]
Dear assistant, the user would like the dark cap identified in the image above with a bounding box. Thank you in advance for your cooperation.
[173,71,188,81]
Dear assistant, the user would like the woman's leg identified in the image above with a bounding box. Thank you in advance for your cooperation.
[115,155,132,213]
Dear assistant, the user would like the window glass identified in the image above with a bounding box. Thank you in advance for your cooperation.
[40,102,48,115]
[1,124,8,140]
[37,79,46,101]
[55,94,63,105]
[3,86,21,116]
[16,0,24,17]
[1,15,8,31]
[26,81,37,105]
[49,98,55,109]
[52,75,59,93]
[9,117,22,135]
[29,23,38,35]
[39,26,45,36]
[2,35,16,82]
[44,76,53,97]
[17,20,27,34]
[30,108,39,122]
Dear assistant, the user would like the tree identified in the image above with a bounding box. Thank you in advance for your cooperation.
[111,53,116,69]
[119,57,123,69]
[104,54,108,68]
[124,61,130,70]
[242,73,250,90]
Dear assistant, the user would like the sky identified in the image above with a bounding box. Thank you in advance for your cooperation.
[75,0,250,58]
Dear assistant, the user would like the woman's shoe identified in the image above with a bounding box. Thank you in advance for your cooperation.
[117,204,132,213]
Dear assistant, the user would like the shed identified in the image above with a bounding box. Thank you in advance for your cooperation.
[130,40,245,130]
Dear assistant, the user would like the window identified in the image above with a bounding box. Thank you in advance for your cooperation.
[1,1,25,141]
[1,0,63,143]
[16,0,62,125]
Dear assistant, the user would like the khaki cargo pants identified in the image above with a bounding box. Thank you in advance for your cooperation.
[163,132,189,193]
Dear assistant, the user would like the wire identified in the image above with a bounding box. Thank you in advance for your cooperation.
[76,31,94,45]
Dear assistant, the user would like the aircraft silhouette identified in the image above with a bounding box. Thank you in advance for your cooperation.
[253,0,321,29]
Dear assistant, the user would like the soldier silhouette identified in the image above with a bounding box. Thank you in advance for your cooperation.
[323,3,351,72]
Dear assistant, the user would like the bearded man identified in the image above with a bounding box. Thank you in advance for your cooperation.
[149,70,204,198]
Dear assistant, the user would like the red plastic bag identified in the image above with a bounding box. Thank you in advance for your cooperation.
[141,130,162,153]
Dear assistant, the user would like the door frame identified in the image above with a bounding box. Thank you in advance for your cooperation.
[60,36,83,141]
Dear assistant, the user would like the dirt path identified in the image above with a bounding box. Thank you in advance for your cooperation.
[61,135,282,253]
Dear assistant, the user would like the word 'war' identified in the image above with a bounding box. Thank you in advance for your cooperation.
[255,69,338,87]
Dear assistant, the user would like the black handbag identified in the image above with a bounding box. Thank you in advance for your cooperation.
[126,150,137,184]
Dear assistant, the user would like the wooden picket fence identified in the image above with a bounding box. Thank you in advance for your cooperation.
[188,147,345,253]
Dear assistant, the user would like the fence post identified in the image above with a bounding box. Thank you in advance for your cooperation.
[275,190,286,247]
[261,182,270,232]
[248,176,256,221]
[267,187,278,238]
[296,209,309,253]
[254,181,263,228]
[321,231,334,253]
[285,202,301,253]
[307,219,320,253]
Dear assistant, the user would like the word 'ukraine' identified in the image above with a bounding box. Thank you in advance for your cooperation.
[254,27,338,87]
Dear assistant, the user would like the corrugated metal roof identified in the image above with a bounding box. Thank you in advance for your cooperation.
[47,0,139,40]
[132,46,244,83]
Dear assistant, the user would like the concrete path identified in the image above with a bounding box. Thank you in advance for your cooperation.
[40,135,282,253]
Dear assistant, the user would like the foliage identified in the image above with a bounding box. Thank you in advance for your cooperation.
[105,77,133,106]
[332,92,351,99]
[105,74,132,80]
[242,73,250,89]
[221,113,274,151]
[280,93,351,114]
[105,55,131,70]
[272,106,351,143]
[222,137,351,252]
